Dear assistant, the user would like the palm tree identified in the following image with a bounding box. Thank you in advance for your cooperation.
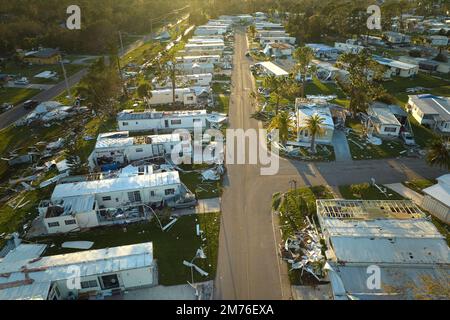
[263,75,285,114]
[426,139,450,170]
[268,111,295,146]
[248,25,257,40]
[293,46,314,98]
[301,114,326,154]
[156,51,180,105]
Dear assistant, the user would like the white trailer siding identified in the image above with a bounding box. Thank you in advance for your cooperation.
[177,62,215,75]
[260,36,296,45]
[176,55,220,64]
[422,196,450,224]
[118,110,209,132]
[147,88,197,105]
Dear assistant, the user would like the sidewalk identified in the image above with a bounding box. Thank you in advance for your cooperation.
[384,183,424,206]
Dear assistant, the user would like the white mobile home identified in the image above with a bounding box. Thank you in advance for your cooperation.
[255,22,284,31]
[334,42,365,54]
[176,55,221,64]
[147,88,198,106]
[373,56,419,78]
[179,73,213,87]
[88,131,192,169]
[408,94,450,134]
[194,25,228,36]
[260,36,296,46]
[256,30,289,38]
[306,44,339,60]
[429,35,449,46]
[153,73,213,89]
[0,242,156,300]
[254,61,289,77]
[177,62,215,75]
[39,168,183,233]
[188,38,225,45]
[367,103,402,137]
[263,43,294,58]
[117,109,227,132]
[296,99,335,144]
[422,174,450,224]
[384,31,411,44]
[184,43,225,54]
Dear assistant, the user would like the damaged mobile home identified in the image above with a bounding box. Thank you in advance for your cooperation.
[316,199,450,300]
[38,166,189,234]
[88,131,192,170]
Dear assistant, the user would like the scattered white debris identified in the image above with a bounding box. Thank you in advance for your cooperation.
[61,241,94,250]
[183,260,209,277]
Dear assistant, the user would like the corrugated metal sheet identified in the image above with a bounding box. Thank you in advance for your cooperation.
[51,171,180,199]
[328,264,450,300]
[330,237,449,264]
[0,243,154,288]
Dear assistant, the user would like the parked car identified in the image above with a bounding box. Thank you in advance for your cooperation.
[401,131,416,146]
[14,77,29,85]
[0,103,13,113]
[23,100,39,110]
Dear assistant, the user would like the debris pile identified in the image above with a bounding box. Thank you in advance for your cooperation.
[280,217,325,281]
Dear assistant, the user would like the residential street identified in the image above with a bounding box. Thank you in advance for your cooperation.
[0,68,88,130]
[214,29,447,300]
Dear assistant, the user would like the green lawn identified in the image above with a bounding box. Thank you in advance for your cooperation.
[0,87,40,105]
[402,179,436,195]
[285,145,336,162]
[180,171,222,200]
[346,119,407,160]
[216,94,230,114]
[305,77,346,98]
[31,212,221,286]
[339,183,406,200]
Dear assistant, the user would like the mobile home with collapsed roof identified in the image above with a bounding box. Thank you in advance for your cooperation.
[38,166,185,234]
[88,131,192,169]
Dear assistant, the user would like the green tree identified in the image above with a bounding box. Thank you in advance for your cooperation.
[337,49,385,116]
[293,46,314,98]
[268,111,295,145]
[426,139,450,170]
[65,143,89,176]
[76,57,121,114]
[137,82,153,101]
[156,51,182,105]
[301,114,326,154]
[263,75,286,114]
[248,25,257,40]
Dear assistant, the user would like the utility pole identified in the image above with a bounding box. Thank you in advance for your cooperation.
[60,60,71,99]
[116,56,128,98]
[118,31,124,56]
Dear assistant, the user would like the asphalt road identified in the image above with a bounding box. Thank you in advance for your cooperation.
[214,29,447,300]
[0,68,88,130]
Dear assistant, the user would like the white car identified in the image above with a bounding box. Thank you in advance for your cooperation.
[14,77,29,85]
[401,131,416,146]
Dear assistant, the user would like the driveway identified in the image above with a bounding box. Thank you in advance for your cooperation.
[384,183,424,205]
[332,130,352,162]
